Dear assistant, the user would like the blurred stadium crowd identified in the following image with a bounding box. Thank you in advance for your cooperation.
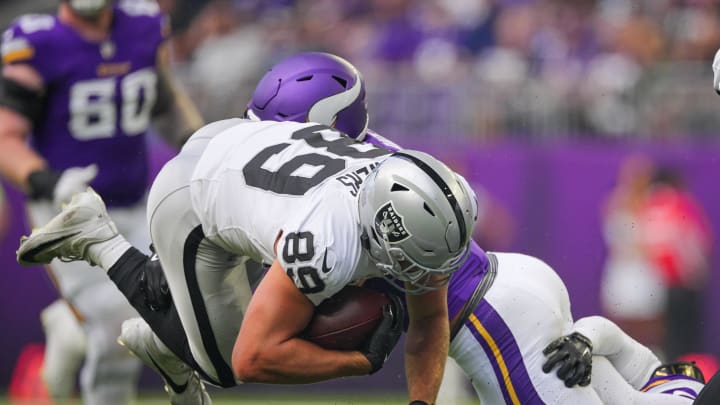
[4,0,719,139]
[166,0,720,139]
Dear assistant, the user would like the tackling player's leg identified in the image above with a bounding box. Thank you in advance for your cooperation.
[40,299,87,399]
[591,357,697,405]
[640,362,706,401]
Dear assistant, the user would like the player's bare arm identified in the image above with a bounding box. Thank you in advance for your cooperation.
[0,64,46,189]
[404,282,450,404]
[232,258,372,383]
[152,42,204,147]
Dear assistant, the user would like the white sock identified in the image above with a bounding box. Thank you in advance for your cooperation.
[87,235,133,271]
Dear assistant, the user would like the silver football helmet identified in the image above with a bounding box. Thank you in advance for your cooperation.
[67,0,111,18]
[358,150,478,294]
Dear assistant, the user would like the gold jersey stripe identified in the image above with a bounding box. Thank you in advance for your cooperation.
[468,313,522,405]
[2,47,34,64]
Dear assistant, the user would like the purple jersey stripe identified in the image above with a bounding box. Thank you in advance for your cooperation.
[446,241,489,319]
[364,130,401,152]
[662,387,698,399]
[642,375,702,393]
[465,300,545,405]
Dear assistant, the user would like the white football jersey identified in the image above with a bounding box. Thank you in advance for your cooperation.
[190,120,392,304]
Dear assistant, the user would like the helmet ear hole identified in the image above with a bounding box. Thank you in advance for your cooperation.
[332,76,348,88]
[391,183,409,192]
[423,203,435,217]
[296,75,313,82]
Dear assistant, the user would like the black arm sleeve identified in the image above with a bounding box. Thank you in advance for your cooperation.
[0,76,45,125]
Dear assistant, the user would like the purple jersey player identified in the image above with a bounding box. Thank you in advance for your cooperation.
[0,1,202,404]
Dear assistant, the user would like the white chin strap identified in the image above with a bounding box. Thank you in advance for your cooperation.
[306,71,362,128]
[246,108,261,121]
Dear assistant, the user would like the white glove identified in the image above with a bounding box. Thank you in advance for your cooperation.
[53,164,98,207]
[713,48,720,95]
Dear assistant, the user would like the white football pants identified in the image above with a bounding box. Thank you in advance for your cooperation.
[146,123,253,387]
[449,252,696,404]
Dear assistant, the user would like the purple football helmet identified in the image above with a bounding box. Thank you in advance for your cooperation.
[246,52,369,140]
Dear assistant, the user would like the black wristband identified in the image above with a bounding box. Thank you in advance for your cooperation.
[26,168,60,201]
[409,401,431,405]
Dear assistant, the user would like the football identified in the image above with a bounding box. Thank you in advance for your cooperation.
[303,285,391,350]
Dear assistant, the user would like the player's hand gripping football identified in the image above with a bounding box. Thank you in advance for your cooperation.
[360,293,404,374]
[542,331,593,387]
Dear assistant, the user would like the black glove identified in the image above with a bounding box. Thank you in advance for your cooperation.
[139,249,171,312]
[26,168,61,201]
[27,165,98,207]
[542,332,593,387]
[360,293,404,374]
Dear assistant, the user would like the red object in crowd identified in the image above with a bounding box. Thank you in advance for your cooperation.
[641,185,713,287]
[677,353,720,382]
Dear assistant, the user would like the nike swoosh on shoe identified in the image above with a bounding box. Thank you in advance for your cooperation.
[147,350,188,394]
[19,231,82,263]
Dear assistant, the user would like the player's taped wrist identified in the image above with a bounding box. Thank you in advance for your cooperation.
[26,168,61,201]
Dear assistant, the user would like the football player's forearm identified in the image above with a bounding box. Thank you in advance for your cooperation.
[232,337,371,384]
[170,78,204,134]
[152,57,204,147]
[0,66,45,188]
[405,314,448,403]
[0,120,45,190]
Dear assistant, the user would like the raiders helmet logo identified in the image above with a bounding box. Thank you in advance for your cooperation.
[374,202,411,243]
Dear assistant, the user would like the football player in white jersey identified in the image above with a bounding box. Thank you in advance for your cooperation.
[238,52,713,405]
[17,118,478,405]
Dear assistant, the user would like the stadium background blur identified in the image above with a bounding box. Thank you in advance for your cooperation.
[1,0,719,403]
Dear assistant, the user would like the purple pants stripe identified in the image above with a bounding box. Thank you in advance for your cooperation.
[465,299,545,405]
